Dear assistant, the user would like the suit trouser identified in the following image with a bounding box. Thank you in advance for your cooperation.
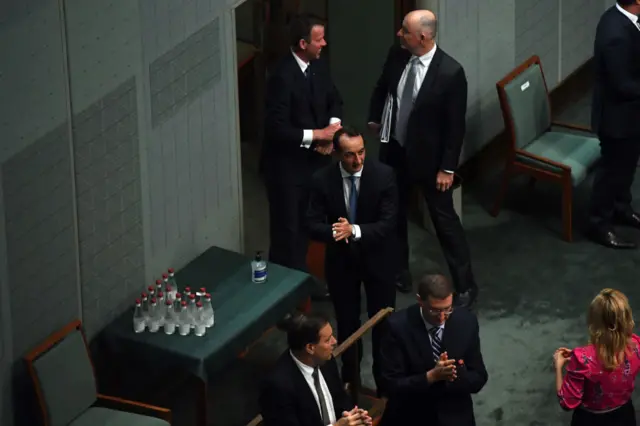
[326,251,396,391]
[381,139,476,293]
[589,137,640,229]
[265,174,310,272]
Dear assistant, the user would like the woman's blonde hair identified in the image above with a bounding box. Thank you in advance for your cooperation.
[588,288,635,370]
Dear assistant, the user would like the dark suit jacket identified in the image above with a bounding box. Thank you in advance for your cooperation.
[259,352,351,426]
[368,44,468,180]
[591,6,640,139]
[306,160,398,281]
[379,304,488,426]
[263,53,343,184]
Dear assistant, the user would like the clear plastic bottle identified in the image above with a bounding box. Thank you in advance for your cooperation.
[194,302,206,337]
[133,299,145,333]
[148,285,156,301]
[188,294,197,328]
[197,287,207,300]
[157,291,166,326]
[167,268,178,291]
[173,292,182,311]
[148,298,160,332]
[164,272,177,301]
[163,299,176,335]
[155,279,163,296]
[251,251,268,283]
[178,300,190,336]
[141,292,149,320]
[202,293,214,328]
[184,286,192,298]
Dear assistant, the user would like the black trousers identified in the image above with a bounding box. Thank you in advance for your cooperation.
[570,401,635,426]
[326,250,396,391]
[265,174,310,272]
[381,139,476,293]
[589,137,640,229]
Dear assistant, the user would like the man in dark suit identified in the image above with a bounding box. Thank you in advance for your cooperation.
[379,274,487,426]
[263,14,343,271]
[589,0,640,249]
[307,126,397,391]
[368,9,477,306]
[259,312,372,426]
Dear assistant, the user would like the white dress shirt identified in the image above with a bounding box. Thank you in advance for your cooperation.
[616,2,640,30]
[291,51,341,148]
[339,162,362,240]
[419,307,445,348]
[290,351,336,426]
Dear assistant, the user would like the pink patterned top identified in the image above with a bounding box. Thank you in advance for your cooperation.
[558,334,640,411]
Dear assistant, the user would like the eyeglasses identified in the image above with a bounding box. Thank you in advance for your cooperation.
[427,307,454,316]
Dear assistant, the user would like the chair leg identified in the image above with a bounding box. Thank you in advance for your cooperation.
[491,166,511,217]
[562,179,573,242]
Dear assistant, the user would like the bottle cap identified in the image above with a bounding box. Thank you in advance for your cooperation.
[155,279,162,284]
[148,286,154,292]
[166,285,172,291]
[166,299,172,306]
[200,287,206,293]
[151,297,157,304]
[135,298,141,304]
[189,294,196,300]
[176,293,182,299]
[141,292,147,298]
[158,291,164,297]
[168,268,174,274]
[162,273,168,279]
[196,301,203,308]
[181,300,187,306]
[205,293,211,298]
[185,286,191,292]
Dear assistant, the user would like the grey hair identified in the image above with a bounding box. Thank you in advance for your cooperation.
[418,16,438,39]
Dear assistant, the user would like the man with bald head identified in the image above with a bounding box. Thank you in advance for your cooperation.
[368,10,478,307]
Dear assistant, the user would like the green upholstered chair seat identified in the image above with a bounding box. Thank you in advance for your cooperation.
[515,131,601,185]
[68,407,170,426]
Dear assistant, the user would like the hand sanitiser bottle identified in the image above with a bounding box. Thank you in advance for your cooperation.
[251,251,267,283]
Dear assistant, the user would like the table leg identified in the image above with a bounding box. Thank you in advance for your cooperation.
[196,376,208,426]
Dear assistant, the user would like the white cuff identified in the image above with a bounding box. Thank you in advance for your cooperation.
[443,170,454,174]
[301,129,314,148]
[352,224,361,241]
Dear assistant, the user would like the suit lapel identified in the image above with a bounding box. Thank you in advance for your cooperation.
[413,47,443,107]
[407,305,436,370]
[286,355,324,425]
[320,358,343,415]
[441,310,458,357]
[355,162,372,219]
[289,55,319,122]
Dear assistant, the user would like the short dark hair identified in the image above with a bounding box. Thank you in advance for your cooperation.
[332,126,362,151]
[417,274,453,300]
[289,14,323,50]
[280,312,329,350]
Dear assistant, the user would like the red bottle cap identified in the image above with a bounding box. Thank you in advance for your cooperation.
[189,294,196,300]
[162,273,168,279]
[200,287,206,293]
[176,293,182,299]
[166,285,172,291]
[148,286,154,292]
[166,299,172,306]
[168,268,174,274]
[135,298,141,304]
[181,300,187,306]
[156,279,162,284]
[141,292,147,298]
[205,293,211,298]
[158,291,164,298]
[185,287,191,292]
[151,297,157,304]
[196,301,203,308]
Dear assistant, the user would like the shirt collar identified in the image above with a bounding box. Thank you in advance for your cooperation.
[290,350,315,376]
[419,307,445,332]
[412,44,437,66]
[339,162,363,179]
[616,3,638,25]
[291,49,310,74]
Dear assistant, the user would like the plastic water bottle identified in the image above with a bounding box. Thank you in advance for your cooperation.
[178,301,190,336]
[202,293,214,328]
[251,251,267,283]
[148,298,160,333]
[194,302,206,337]
[133,299,145,333]
[163,300,176,335]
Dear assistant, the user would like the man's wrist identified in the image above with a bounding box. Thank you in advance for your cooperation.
[426,369,435,383]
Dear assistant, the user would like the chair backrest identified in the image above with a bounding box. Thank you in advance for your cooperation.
[497,56,551,150]
[25,321,97,426]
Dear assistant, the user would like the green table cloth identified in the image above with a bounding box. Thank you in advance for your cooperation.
[101,246,314,380]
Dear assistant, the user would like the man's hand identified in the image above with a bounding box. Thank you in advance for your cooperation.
[436,171,454,192]
[332,217,353,243]
[427,352,457,383]
[314,141,334,155]
[337,407,366,426]
[313,122,342,141]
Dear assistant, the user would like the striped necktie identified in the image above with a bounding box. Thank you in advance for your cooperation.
[429,326,442,363]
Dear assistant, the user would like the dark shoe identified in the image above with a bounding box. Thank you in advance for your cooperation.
[589,228,636,249]
[615,211,640,230]
[395,270,412,294]
[455,288,478,309]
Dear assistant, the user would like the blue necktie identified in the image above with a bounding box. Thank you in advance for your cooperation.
[348,176,358,224]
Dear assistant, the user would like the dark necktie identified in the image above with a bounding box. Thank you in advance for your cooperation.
[395,57,418,146]
[312,367,331,424]
[429,326,442,363]
[348,176,358,224]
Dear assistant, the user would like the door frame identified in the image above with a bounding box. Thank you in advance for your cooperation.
[394,0,416,26]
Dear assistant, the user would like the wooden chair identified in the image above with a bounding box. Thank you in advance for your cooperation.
[491,55,601,242]
[24,320,172,426]
[246,307,394,426]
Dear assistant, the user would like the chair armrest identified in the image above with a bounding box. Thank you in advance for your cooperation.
[334,308,394,358]
[514,149,571,171]
[96,394,172,424]
[551,121,594,134]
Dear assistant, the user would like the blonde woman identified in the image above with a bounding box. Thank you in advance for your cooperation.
[554,288,640,426]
